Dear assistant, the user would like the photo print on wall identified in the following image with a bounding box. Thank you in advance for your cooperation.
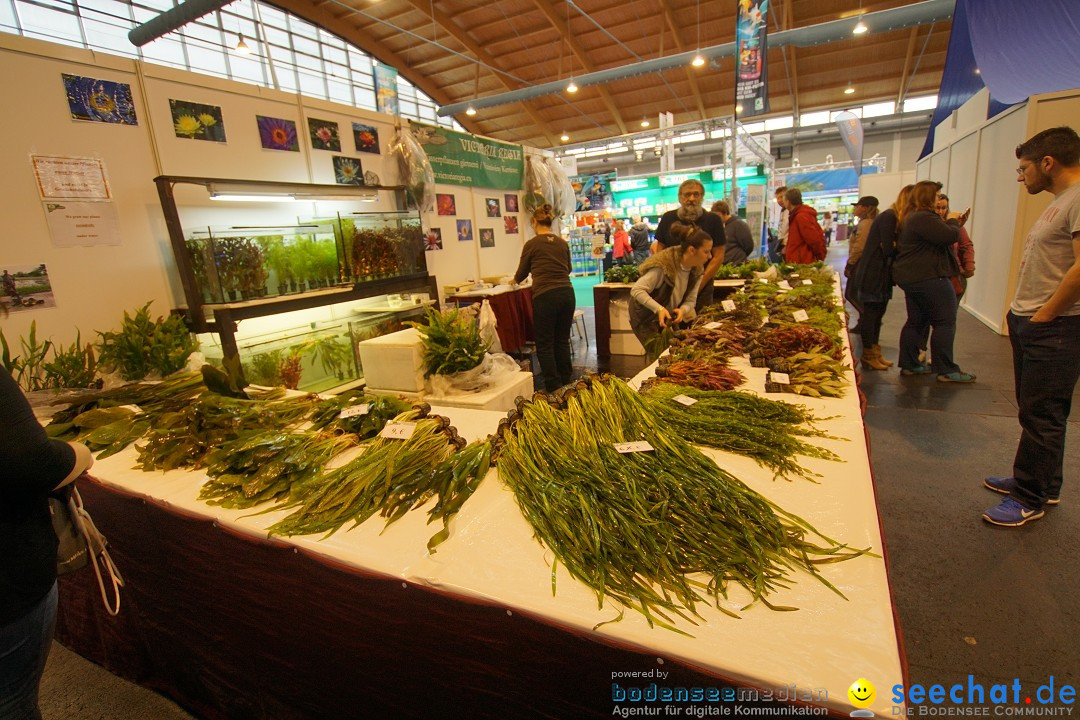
[479,228,495,248]
[485,198,501,217]
[424,228,443,251]
[352,123,380,154]
[1,263,56,313]
[257,115,299,152]
[456,219,473,242]
[63,74,137,125]
[333,156,364,185]
[436,194,456,216]
[308,118,341,151]
[503,216,519,234]
[504,194,519,213]
[170,100,226,142]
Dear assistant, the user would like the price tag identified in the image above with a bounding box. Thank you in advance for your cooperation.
[704,321,722,329]
[761,315,770,325]
[792,309,810,322]
[778,280,792,290]
[339,403,371,419]
[380,421,417,440]
[673,394,698,406]
[614,441,655,453]
[721,299,737,312]
[789,273,800,278]
[758,278,770,284]
[771,372,791,385]
[802,279,813,286]
[118,404,142,414]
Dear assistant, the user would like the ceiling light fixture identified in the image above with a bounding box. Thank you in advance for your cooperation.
[560,132,570,142]
[844,85,856,95]
[852,20,867,35]
[735,104,743,114]
[566,80,578,93]
[465,105,476,116]
[640,117,650,128]
[691,54,705,67]
[235,34,250,54]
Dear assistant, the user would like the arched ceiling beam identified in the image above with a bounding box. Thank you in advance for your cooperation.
[530,0,629,135]
[658,0,707,121]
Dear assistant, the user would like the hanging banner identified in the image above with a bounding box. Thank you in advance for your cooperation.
[735,0,770,117]
[373,61,399,116]
[834,111,865,175]
[408,121,524,190]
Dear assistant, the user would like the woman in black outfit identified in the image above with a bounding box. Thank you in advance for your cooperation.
[514,204,575,392]
[851,185,912,370]
[891,180,975,383]
[1,368,94,719]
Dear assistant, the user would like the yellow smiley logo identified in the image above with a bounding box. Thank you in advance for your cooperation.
[848,678,876,708]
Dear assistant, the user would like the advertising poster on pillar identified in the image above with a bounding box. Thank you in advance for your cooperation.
[735,0,770,118]
[408,121,524,191]
[571,173,616,212]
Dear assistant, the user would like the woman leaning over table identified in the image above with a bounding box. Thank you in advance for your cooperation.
[891,180,976,383]
[514,203,575,392]
[1,368,94,720]
[628,223,714,351]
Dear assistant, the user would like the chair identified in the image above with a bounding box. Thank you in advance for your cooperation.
[571,308,588,346]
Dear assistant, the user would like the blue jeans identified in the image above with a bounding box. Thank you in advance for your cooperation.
[0,583,58,720]
[898,277,960,374]
[1006,312,1080,509]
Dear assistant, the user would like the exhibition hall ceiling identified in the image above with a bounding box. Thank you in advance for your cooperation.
[269,0,951,149]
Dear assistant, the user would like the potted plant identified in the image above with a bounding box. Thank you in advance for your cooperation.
[213,237,243,302]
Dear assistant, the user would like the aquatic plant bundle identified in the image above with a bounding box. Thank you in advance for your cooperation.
[637,383,843,481]
[493,376,866,630]
[765,352,850,398]
[604,264,641,284]
[423,441,492,553]
[780,264,832,284]
[666,323,749,364]
[199,431,356,509]
[652,359,745,391]
[97,302,198,381]
[712,257,772,279]
[748,325,842,366]
[45,372,207,456]
[135,389,316,471]
[410,307,490,377]
[268,406,468,539]
[308,389,413,439]
[695,291,765,334]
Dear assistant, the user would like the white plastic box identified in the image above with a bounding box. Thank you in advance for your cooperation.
[357,327,426,392]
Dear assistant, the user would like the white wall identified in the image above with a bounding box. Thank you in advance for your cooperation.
[859,170,916,209]
[0,33,531,348]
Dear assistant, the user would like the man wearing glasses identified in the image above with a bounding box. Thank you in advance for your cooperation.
[653,179,727,309]
[982,126,1080,527]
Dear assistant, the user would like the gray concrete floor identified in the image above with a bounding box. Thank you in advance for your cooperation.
[39,241,1080,715]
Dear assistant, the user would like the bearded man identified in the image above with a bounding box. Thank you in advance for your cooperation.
[652,179,727,309]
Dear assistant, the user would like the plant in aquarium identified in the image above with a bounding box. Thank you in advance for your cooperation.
[237,238,270,299]
[258,236,292,295]
[300,333,353,380]
[278,351,303,389]
[186,238,219,303]
[244,349,283,386]
[213,237,244,301]
[339,219,357,281]
[314,238,340,286]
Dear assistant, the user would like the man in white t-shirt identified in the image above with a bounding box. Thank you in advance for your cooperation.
[982,126,1080,527]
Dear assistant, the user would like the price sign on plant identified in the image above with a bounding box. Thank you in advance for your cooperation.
[802,279,813,286]
[614,441,655,454]
[778,280,792,290]
[381,421,417,440]
[771,372,791,385]
[339,404,371,419]
[721,300,737,312]
[704,321,722,329]
[792,309,810,322]
[673,395,698,406]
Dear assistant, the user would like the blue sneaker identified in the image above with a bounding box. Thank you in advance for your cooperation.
[984,476,1059,505]
[982,497,1045,527]
[900,364,931,376]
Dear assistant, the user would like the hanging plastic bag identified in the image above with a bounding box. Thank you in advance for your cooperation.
[544,156,577,217]
[477,299,503,354]
[523,154,553,215]
[389,124,435,213]
[428,352,521,396]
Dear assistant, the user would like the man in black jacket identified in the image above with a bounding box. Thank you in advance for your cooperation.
[653,179,726,309]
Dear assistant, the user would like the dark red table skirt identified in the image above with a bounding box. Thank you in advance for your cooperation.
[446,288,534,353]
[56,477,852,719]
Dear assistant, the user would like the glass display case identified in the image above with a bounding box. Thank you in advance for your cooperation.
[318,210,426,284]
[196,291,433,394]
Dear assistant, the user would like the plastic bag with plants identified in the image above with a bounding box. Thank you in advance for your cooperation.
[409,306,490,377]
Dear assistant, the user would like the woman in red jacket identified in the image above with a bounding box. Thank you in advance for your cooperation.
[612,220,632,266]
[783,188,827,263]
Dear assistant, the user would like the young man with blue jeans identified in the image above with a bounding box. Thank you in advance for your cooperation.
[983,126,1080,527]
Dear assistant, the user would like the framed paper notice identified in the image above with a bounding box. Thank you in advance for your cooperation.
[31,155,111,200]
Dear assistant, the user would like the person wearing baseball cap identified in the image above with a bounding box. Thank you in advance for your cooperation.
[845,195,889,369]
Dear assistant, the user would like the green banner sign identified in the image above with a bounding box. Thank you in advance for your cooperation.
[409,121,523,191]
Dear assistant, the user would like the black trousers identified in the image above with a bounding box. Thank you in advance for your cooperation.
[532,286,575,392]
[1007,312,1080,509]
[859,301,889,347]
[898,277,960,374]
